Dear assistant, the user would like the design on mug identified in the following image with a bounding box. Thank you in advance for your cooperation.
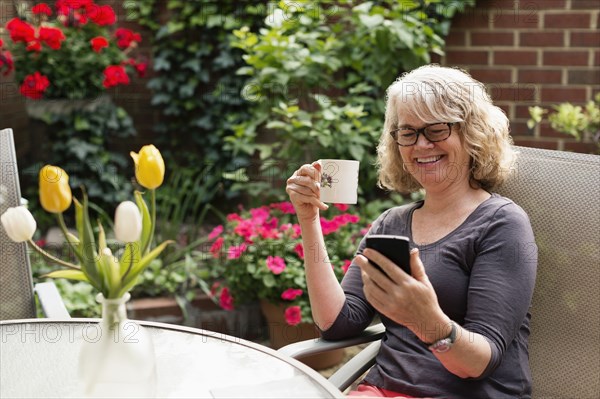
[321,173,334,188]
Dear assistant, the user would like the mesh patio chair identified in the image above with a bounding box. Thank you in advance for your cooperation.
[0,128,69,320]
[279,146,600,398]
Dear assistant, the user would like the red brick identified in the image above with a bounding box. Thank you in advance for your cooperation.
[543,51,588,66]
[494,51,537,65]
[570,32,600,47]
[470,68,513,83]
[445,31,466,46]
[510,121,534,137]
[446,51,489,65]
[494,13,539,29]
[490,84,536,101]
[520,32,564,47]
[512,140,559,150]
[451,11,491,29]
[595,51,600,67]
[518,69,563,84]
[541,87,587,102]
[563,142,598,154]
[570,0,600,10]
[515,105,537,119]
[473,0,517,9]
[471,32,514,46]
[522,0,566,9]
[568,70,600,85]
[544,13,591,29]
[540,123,571,139]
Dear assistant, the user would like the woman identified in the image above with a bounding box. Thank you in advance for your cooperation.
[286,65,537,398]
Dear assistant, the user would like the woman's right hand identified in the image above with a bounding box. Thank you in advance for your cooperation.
[286,161,329,223]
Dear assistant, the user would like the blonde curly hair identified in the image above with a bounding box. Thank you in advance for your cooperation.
[377,64,515,193]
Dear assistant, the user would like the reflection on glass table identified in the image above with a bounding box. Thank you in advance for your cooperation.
[0,319,344,398]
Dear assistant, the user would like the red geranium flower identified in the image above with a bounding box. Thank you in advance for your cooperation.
[102,65,129,88]
[20,72,50,99]
[87,4,116,26]
[32,3,53,16]
[90,36,108,53]
[38,27,66,50]
[284,306,302,326]
[114,28,142,49]
[5,18,36,43]
[266,255,286,275]
[134,62,147,78]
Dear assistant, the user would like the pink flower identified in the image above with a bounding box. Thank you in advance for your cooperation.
[227,213,242,222]
[281,288,303,301]
[334,203,349,211]
[291,224,301,238]
[284,306,302,326]
[250,207,270,225]
[219,287,234,311]
[210,237,224,258]
[90,36,108,52]
[270,201,296,214]
[266,255,286,274]
[342,260,352,274]
[234,219,256,242]
[294,243,304,260]
[32,3,52,16]
[208,225,223,240]
[227,243,247,259]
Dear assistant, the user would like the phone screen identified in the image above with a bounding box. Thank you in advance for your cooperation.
[365,235,411,275]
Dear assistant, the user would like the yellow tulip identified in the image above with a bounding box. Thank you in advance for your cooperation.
[130,145,165,189]
[39,165,72,213]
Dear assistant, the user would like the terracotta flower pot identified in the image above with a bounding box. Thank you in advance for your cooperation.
[260,300,345,370]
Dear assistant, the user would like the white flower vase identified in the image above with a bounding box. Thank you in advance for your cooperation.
[79,293,157,398]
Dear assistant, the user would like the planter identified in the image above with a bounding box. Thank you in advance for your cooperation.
[127,293,266,341]
[260,300,345,370]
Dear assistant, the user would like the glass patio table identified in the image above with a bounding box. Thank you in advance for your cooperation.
[0,319,344,398]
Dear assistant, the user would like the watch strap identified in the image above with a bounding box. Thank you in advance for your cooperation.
[428,322,457,353]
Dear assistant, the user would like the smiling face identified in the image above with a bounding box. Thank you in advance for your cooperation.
[396,113,472,193]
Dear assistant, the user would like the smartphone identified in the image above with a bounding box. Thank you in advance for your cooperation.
[365,235,411,275]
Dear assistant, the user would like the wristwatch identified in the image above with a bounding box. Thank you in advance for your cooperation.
[428,322,457,353]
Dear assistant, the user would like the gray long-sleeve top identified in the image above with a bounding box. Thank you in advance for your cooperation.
[321,194,537,398]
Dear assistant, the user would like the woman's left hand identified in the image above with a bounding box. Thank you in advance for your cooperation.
[355,248,449,341]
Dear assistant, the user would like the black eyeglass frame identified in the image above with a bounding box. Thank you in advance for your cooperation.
[390,122,456,147]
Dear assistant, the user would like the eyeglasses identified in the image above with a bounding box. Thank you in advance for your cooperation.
[390,122,455,146]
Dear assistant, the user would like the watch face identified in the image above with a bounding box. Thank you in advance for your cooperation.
[430,338,452,353]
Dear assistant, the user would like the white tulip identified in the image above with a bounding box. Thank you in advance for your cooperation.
[1,206,37,243]
[114,201,142,243]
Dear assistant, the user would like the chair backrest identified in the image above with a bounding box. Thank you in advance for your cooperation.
[0,128,36,320]
[495,146,600,398]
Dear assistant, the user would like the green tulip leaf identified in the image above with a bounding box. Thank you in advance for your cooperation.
[134,191,152,255]
[120,242,141,277]
[80,193,101,289]
[119,240,174,296]
[42,269,90,282]
[97,221,107,252]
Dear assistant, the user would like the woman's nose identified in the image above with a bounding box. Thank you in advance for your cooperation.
[414,132,435,148]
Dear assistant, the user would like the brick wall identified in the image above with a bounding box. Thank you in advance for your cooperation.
[442,0,600,153]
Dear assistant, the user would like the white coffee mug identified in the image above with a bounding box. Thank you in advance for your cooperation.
[318,159,360,204]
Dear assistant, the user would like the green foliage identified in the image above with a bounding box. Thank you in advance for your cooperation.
[24,99,136,216]
[528,93,600,144]
[229,0,475,201]
[128,0,265,203]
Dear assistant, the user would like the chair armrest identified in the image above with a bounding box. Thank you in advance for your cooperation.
[329,341,381,392]
[278,323,385,358]
[34,282,71,319]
